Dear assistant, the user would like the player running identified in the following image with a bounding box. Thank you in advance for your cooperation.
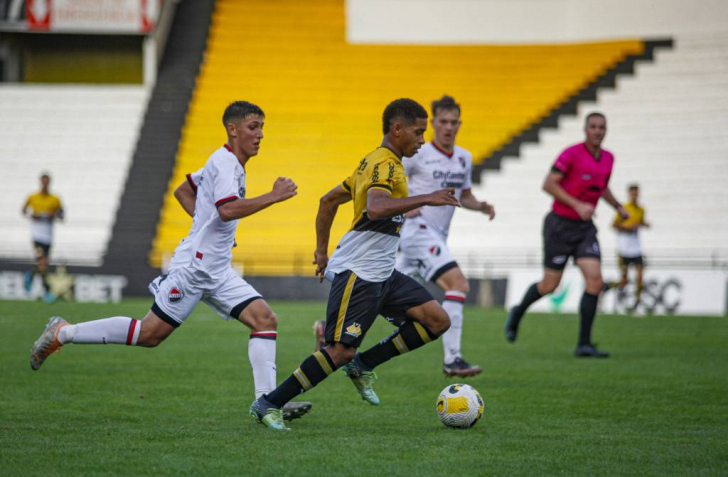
[396,95,494,377]
[505,112,629,358]
[251,98,458,430]
[606,184,650,311]
[30,101,311,421]
[22,172,64,303]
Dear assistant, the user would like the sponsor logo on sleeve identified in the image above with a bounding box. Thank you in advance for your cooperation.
[169,287,183,303]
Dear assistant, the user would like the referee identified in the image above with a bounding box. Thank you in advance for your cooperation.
[505,113,629,357]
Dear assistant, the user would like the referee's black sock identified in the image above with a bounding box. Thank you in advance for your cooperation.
[578,292,600,346]
[265,349,337,408]
[359,321,438,370]
[514,282,544,321]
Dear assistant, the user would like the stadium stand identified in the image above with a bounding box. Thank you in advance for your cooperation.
[151,0,648,276]
[451,33,728,277]
[0,84,148,266]
[104,0,215,274]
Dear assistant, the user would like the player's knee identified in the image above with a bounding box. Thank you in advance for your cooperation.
[539,280,559,295]
[453,278,470,295]
[428,307,451,336]
[325,343,356,367]
[586,277,604,294]
[251,310,278,332]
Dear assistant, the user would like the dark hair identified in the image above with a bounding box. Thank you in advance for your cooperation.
[40,172,51,180]
[431,94,461,117]
[222,101,265,126]
[628,184,639,191]
[382,98,428,134]
[585,112,606,125]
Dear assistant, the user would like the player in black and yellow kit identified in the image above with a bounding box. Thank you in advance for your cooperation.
[606,184,650,309]
[22,173,64,302]
[250,99,460,430]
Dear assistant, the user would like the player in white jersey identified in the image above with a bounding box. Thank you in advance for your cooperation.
[30,101,311,422]
[396,95,496,378]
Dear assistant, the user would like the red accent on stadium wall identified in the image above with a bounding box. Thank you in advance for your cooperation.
[26,0,51,30]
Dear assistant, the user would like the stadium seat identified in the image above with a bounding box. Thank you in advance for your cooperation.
[451,33,728,275]
[0,85,149,266]
[152,0,644,275]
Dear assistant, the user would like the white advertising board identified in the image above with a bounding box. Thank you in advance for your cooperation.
[26,0,160,33]
[506,268,726,316]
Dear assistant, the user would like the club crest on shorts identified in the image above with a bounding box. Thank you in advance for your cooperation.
[345,322,362,338]
[169,287,183,303]
[429,245,441,256]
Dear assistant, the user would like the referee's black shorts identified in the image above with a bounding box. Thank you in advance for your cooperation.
[543,211,601,270]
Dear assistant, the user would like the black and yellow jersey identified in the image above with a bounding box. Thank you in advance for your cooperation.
[614,201,646,257]
[613,202,645,229]
[23,191,64,244]
[24,192,63,219]
[326,147,408,282]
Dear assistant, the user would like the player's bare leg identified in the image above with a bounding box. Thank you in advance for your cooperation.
[634,264,644,308]
[237,299,312,421]
[574,258,608,357]
[30,311,174,370]
[506,268,563,342]
[435,267,481,378]
[313,319,326,351]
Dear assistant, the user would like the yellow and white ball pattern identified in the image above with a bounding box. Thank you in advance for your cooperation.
[436,384,484,428]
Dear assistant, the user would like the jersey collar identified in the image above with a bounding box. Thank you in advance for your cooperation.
[224,143,247,169]
[582,142,602,161]
[431,141,454,158]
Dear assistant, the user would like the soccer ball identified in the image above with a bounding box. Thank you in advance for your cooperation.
[436,383,484,429]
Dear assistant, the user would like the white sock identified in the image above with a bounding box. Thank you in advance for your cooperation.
[249,331,277,398]
[62,317,140,345]
[442,291,466,364]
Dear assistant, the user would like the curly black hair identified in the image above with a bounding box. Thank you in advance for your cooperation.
[382,98,428,134]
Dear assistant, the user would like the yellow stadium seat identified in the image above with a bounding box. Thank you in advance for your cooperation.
[150,0,643,275]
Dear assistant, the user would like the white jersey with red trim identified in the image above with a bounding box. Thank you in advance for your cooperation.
[402,142,472,239]
[168,145,246,278]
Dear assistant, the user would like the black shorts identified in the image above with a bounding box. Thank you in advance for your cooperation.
[543,212,600,270]
[325,269,434,347]
[33,241,51,259]
[619,255,644,267]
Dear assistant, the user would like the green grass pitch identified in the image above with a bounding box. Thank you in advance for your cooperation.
[1,298,726,476]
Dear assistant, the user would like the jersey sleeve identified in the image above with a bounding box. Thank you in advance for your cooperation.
[186,168,203,194]
[552,148,573,174]
[366,159,399,195]
[341,176,353,195]
[212,159,241,208]
[463,153,473,190]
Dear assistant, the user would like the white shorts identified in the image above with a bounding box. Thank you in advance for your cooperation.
[148,266,262,327]
[395,219,458,283]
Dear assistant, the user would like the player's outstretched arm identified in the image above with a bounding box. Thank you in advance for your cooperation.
[314,185,352,281]
[602,187,629,220]
[218,177,297,222]
[366,188,459,221]
[174,180,197,217]
[460,188,495,220]
[542,170,594,220]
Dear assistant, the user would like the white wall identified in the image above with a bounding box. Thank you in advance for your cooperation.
[347,0,728,44]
